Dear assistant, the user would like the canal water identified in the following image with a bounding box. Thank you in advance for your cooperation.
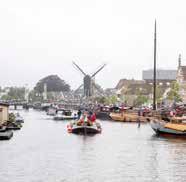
[0,110,186,182]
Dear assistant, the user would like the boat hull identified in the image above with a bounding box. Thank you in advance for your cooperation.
[71,126,101,134]
[96,112,111,120]
[15,119,24,123]
[0,131,13,140]
[150,120,186,137]
[6,126,21,130]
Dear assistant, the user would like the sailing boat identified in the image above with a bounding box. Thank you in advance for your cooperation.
[150,21,186,137]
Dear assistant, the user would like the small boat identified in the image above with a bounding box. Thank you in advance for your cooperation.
[0,126,7,132]
[47,107,57,116]
[67,115,102,134]
[0,126,13,140]
[150,118,186,137]
[110,112,149,122]
[54,109,78,120]
[109,105,151,122]
[15,113,24,123]
[0,131,13,140]
[6,122,22,130]
[95,106,112,120]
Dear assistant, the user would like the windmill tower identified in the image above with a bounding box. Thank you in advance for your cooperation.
[73,62,106,99]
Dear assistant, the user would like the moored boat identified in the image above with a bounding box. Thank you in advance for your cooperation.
[54,109,78,120]
[95,106,112,120]
[15,113,24,123]
[0,131,13,140]
[150,119,186,137]
[6,121,22,130]
[47,107,57,116]
[110,111,150,122]
[0,126,13,140]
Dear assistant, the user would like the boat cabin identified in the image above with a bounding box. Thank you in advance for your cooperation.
[47,107,57,116]
[56,109,73,116]
[99,106,110,112]
[0,103,9,125]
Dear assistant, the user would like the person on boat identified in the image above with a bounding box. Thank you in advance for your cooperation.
[73,113,77,119]
[170,110,176,117]
[77,115,84,125]
[90,113,96,122]
[77,110,82,120]
[77,111,87,125]
[87,111,93,120]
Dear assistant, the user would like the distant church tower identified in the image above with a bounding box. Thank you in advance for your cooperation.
[178,54,181,68]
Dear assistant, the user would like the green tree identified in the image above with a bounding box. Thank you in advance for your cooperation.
[110,95,118,104]
[94,96,107,104]
[34,75,70,93]
[1,87,25,100]
[167,81,182,102]
[134,95,148,106]
[29,90,42,102]
[156,85,164,103]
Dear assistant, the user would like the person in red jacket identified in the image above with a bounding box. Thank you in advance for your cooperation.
[90,113,96,122]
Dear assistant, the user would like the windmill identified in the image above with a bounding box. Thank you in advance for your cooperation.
[73,61,106,98]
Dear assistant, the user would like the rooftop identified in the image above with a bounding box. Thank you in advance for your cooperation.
[143,69,177,80]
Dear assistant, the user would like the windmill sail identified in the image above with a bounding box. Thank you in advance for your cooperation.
[73,61,86,76]
[91,64,106,78]
[72,61,106,98]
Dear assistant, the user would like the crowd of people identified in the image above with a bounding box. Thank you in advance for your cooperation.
[76,109,97,126]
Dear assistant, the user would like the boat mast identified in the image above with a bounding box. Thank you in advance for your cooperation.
[153,20,157,110]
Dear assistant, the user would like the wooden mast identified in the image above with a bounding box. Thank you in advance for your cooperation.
[153,20,157,110]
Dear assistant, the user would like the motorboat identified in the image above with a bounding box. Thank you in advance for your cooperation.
[0,126,13,140]
[95,106,112,120]
[0,130,13,140]
[6,121,22,130]
[54,109,78,120]
[47,107,57,116]
[67,115,102,134]
[15,113,24,123]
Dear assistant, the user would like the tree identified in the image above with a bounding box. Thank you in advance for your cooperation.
[167,81,182,102]
[156,85,165,103]
[134,95,148,106]
[110,95,118,104]
[34,75,70,93]
[28,90,42,102]
[1,87,25,100]
[94,96,107,104]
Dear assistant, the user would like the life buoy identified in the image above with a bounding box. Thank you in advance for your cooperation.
[67,125,72,133]
[67,127,72,133]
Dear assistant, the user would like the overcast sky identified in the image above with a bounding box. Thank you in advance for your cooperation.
[0,0,186,90]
